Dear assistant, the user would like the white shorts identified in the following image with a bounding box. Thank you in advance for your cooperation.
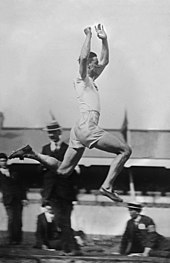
[69,110,107,149]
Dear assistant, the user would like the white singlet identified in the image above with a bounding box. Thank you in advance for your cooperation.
[73,74,101,113]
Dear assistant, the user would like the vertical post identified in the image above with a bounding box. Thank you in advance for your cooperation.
[0,112,4,131]
[129,169,136,201]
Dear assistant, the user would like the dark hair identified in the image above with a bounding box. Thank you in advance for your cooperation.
[89,52,97,58]
[0,153,8,160]
[78,51,97,63]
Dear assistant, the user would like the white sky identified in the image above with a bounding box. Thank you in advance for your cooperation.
[0,0,170,129]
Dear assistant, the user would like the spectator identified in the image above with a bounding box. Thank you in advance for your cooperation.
[42,120,67,161]
[40,120,81,255]
[41,120,69,202]
[0,153,28,245]
[34,201,62,250]
[120,202,170,257]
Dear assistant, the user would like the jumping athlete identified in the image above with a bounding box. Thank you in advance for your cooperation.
[9,24,131,202]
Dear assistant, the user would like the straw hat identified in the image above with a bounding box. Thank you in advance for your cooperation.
[127,202,143,211]
[43,120,62,132]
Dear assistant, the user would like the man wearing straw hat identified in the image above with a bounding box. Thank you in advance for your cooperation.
[40,120,81,255]
[120,202,170,257]
[42,120,67,159]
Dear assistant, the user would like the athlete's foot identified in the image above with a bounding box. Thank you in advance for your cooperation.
[8,145,33,160]
[100,187,123,203]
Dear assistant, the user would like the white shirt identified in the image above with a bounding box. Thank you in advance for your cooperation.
[44,212,54,223]
[50,140,62,152]
[0,168,10,177]
[74,75,101,113]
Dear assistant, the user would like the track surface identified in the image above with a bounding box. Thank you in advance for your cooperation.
[0,232,170,263]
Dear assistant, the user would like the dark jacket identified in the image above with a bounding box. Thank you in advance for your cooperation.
[35,213,61,248]
[42,142,68,161]
[41,142,77,202]
[0,166,27,206]
[120,214,170,255]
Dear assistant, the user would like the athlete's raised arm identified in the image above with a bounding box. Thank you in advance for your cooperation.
[79,27,92,80]
[95,24,109,66]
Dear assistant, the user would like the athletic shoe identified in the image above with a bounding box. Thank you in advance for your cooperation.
[100,187,123,202]
[8,145,33,160]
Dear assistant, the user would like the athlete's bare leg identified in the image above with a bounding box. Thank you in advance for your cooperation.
[94,132,131,201]
[8,144,85,176]
[8,137,130,202]
[29,147,85,176]
[30,152,61,171]
[8,145,61,171]
[57,147,85,176]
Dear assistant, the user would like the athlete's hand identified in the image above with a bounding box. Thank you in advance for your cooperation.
[84,27,92,36]
[95,24,107,39]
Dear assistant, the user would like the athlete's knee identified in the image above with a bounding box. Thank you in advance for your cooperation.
[57,168,68,176]
[57,167,72,177]
[123,144,132,158]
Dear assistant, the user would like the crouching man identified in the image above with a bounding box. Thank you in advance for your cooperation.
[34,201,62,251]
[120,202,170,257]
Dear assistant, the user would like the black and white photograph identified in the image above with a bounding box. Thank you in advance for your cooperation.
[0,0,170,262]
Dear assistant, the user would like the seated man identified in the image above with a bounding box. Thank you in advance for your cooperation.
[34,201,62,250]
[120,202,170,257]
[34,201,82,255]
